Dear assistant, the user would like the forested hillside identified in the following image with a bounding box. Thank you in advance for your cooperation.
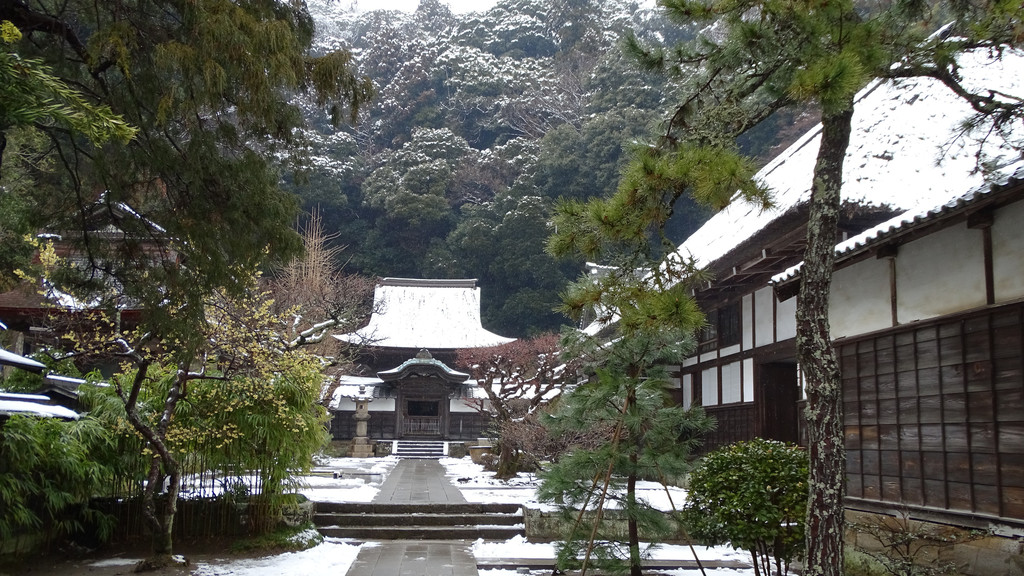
[288,0,798,337]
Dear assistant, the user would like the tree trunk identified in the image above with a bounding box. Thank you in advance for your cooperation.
[626,382,642,576]
[797,105,853,576]
[120,362,186,568]
[627,460,642,576]
[496,446,519,480]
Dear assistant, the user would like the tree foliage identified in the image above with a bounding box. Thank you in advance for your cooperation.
[455,332,581,478]
[0,0,373,347]
[284,0,730,337]
[0,413,116,551]
[538,326,714,576]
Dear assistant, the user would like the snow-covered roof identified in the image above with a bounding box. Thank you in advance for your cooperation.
[378,351,470,383]
[326,376,490,410]
[0,347,46,372]
[0,393,79,420]
[334,278,515,350]
[772,162,1024,284]
[674,48,1024,271]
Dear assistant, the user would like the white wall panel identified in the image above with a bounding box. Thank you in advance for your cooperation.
[896,225,985,322]
[830,257,892,338]
[754,287,776,347]
[776,294,797,341]
[742,293,754,349]
[450,400,478,413]
[701,367,719,406]
[682,374,692,410]
[721,362,742,404]
[719,344,741,358]
[743,358,754,402]
[368,398,396,411]
[993,199,1024,303]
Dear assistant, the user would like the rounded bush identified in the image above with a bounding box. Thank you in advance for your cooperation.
[681,438,809,575]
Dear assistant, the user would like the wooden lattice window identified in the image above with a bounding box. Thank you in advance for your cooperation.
[699,302,741,353]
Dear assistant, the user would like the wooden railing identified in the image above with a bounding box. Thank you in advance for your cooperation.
[403,416,440,436]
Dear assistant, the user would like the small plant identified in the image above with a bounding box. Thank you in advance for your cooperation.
[230,522,323,553]
[849,510,982,576]
[681,438,809,576]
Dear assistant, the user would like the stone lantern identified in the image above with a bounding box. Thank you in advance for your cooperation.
[348,384,375,458]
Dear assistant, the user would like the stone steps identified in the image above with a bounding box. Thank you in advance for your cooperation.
[314,502,524,541]
[393,440,446,459]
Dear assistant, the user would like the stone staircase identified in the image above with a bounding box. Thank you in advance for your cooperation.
[314,502,524,540]
[392,440,446,459]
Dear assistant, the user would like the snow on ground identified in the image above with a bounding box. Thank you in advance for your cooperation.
[189,538,361,576]
[440,456,545,506]
[439,456,758,575]
[76,455,756,575]
[296,455,399,503]
[473,535,755,576]
[438,457,689,511]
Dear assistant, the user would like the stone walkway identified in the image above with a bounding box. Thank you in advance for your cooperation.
[344,459,479,576]
[372,459,467,504]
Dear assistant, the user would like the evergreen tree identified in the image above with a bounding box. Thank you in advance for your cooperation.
[0,0,373,340]
[538,317,713,576]
[562,1,1024,574]
[547,173,721,574]
[1,1,372,564]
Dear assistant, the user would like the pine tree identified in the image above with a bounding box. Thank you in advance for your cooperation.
[546,198,718,576]
[0,2,371,564]
[538,324,713,576]
[0,0,373,339]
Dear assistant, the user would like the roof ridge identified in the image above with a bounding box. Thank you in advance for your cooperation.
[381,278,478,288]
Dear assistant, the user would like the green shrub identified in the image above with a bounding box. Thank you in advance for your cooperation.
[680,438,809,576]
[0,414,115,552]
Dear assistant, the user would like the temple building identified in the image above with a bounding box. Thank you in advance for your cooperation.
[328,278,514,442]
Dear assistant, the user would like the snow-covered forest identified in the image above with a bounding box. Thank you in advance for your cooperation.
[285,0,809,337]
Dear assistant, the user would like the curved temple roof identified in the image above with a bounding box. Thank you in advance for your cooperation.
[377,349,470,383]
[334,278,515,350]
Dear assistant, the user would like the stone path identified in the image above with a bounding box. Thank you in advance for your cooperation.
[344,459,479,576]
[372,459,467,504]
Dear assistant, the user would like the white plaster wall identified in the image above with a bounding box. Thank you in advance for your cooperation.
[895,224,985,322]
[742,293,754,349]
[754,287,776,347]
[335,397,356,410]
[682,356,699,367]
[721,361,742,404]
[992,199,1024,303]
[368,398,396,411]
[682,374,692,410]
[701,367,719,406]
[830,257,892,338]
[719,343,741,358]
[450,400,478,413]
[776,294,797,341]
[743,359,754,403]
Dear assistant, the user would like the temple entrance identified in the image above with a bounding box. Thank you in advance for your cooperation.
[403,398,442,436]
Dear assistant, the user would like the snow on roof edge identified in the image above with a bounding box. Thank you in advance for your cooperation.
[771,161,1024,285]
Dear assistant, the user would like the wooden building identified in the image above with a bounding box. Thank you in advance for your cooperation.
[671,47,1024,540]
[0,194,165,364]
[775,172,1024,531]
[329,278,514,441]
